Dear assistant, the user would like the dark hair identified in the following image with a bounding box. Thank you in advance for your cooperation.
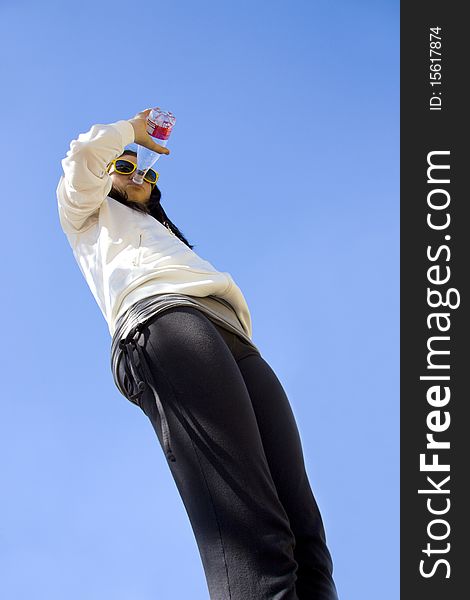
[107,150,195,250]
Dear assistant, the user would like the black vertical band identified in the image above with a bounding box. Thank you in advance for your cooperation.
[401,3,468,597]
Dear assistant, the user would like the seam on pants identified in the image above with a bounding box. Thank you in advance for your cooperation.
[146,333,233,600]
[235,350,262,365]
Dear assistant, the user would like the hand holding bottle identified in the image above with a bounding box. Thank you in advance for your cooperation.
[128,108,171,156]
[128,107,176,185]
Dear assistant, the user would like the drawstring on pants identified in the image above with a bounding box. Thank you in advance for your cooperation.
[119,323,176,463]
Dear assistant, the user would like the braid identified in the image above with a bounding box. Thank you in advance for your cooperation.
[147,186,195,250]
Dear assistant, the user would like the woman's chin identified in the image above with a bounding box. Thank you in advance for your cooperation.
[127,186,148,202]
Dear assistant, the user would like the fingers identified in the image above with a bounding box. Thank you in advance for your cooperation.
[133,108,152,120]
[141,139,170,154]
[154,143,170,155]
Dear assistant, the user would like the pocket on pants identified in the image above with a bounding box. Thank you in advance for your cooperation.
[115,348,144,409]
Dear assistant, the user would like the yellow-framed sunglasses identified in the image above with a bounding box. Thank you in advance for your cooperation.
[106,158,160,186]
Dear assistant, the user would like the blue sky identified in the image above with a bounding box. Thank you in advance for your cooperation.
[0,1,399,598]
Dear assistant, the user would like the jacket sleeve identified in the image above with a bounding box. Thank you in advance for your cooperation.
[56,119,135,234]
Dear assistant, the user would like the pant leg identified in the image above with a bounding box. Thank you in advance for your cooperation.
[135,306,300,600]
[227,332,339,600]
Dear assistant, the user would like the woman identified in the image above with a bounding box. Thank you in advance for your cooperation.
[56,108,339,600]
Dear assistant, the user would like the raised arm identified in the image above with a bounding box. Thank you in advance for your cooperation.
[56,109,170,234]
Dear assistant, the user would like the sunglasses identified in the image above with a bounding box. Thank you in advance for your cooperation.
[107,159,159,186]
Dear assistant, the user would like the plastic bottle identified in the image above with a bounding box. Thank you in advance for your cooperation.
[132,107,176,185]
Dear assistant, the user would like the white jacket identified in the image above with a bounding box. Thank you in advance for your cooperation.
[56,120,253,339]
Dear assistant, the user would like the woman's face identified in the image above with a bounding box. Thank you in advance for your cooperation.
[108,153,153,207]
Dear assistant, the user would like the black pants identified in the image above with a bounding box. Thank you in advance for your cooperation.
[117,306,339,600]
